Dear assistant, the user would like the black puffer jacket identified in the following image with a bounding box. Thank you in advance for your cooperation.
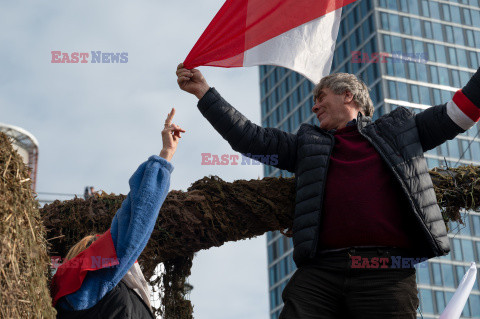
[197,74,478,266]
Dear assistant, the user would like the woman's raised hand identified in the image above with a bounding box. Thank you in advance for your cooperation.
[160,108,185,161]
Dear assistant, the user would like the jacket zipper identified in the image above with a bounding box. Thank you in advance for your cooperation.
[357,122,442,254]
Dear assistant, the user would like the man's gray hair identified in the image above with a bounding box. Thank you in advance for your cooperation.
[313,73,374,117]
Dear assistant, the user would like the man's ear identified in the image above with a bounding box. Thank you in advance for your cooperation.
[344,91,354,104]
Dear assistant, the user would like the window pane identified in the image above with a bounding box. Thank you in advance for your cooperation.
[394,61,406,77]
[466,30,475,47]
[462,297,471,317]
[411,18,422,37]
[448,139,461,158]
[419,86,431,105]
[472,11,480,31]
[441,263,454,287]
[381,12,389,30]
[272,241,278,260]
[420,289,434,314]
[446,26,454,43]
[414,40,424,54]
[423,22,433,40]
[389,81,397,99]
[402,17,411,34]
[457,49,470,69]
[269,289,275,310]
[410,85,419,103]
[435,45,447,64]
[428,45,436,66]
[389,14,400,33]
[429,1,440,18]
[469,295,480,319]
[460,70,471,85]
[451,5,461,24]
[392,36,402,52]
[430,65,439,84]
[473,215,480,236]
[454,27,465,46]
[443,4,451,21]
[408,62,417,80]
[417,63,428,82]
[436,291,446,313]
[461,140,472,160]
[407,0,419,14]
[462,239,475,262]
[416,262,430,284]
[449,47,458,66]
[453,238,463,261]
[461,214,472,236]
[470,51,478,70]
[431,263,443,286]
[397,82,408,101]
[432,22,443,41]
[433,89,442,105]
[456,265,466,285]
[269,266,275,285]
[438,67,449,86]
[387,0,398,10]
[421,0,429,15]
[383,34,392,53]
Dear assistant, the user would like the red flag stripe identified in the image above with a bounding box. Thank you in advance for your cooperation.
[184,0,248,68]
[184,0,357,69]
[452,90,480,122]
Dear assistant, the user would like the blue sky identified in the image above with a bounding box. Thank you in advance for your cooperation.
[0,1,268,318]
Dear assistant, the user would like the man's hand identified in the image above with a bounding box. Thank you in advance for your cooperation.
[176,63,210,99]
[160,108,185,161]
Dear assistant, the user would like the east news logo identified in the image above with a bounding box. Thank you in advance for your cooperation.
[51,51,128,63]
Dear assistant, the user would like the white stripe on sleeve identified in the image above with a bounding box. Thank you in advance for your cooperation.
[446,100,476,131]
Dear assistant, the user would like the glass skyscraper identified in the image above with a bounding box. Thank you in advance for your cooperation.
[261,0,480,318]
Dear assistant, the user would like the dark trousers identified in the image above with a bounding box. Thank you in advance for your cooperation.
[279,248,419,319]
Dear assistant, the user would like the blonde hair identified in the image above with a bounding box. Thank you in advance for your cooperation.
[313,73,374,117]
[65,235,99,261]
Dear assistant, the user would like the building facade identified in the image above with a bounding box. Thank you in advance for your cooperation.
[261,0,480,318]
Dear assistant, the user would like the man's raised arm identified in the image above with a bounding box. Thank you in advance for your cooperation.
[176,63,297,172]
[415,67,480,151]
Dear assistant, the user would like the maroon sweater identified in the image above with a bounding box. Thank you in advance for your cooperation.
[318,124,413,250]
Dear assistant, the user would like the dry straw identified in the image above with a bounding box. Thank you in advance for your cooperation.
[0,132,56,319]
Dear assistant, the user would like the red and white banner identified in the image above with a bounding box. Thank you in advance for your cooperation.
[184,0,358,84]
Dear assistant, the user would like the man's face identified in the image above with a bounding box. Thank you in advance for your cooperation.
[311,87,357,131]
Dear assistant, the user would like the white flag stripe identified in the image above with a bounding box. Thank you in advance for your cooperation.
[243,9,341,84]
[446,100,476,131]
[440,262,477,319]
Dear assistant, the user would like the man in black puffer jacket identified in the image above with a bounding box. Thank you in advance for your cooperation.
[177,63,480,318]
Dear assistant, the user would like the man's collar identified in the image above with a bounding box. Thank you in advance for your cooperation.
[346,119,357,127]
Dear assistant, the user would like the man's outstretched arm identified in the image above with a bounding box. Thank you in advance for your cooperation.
[415,67,480,151]
[176,63,297,172]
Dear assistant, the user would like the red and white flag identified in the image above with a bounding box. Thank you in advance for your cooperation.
[184,0,358,84]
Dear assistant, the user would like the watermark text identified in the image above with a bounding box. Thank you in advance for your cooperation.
[51,51,128,63]
[201,153,278,166]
